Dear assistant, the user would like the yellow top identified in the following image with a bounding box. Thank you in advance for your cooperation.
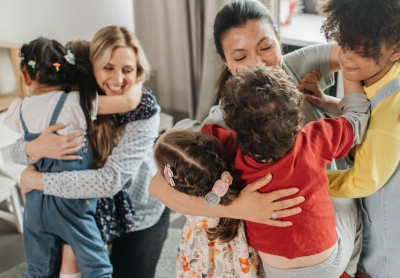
[328,61,400,198]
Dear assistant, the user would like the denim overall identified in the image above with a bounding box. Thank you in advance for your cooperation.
[21,93,112,278]
[358,78,400,278]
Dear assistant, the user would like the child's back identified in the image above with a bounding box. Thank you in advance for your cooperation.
[203,65,370,277]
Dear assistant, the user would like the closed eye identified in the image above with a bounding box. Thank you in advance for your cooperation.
[235,56,246,62]
[261,44,273,51]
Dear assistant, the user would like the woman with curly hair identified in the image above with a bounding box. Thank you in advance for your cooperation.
[312,0,400,277]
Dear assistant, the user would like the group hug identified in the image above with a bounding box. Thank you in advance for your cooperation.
[3,0,400,277]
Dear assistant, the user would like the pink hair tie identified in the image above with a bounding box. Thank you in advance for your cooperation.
[164,164,175,186]
[205,171,233,206]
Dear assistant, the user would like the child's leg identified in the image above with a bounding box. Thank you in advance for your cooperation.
[23,191,61,278]
[23,223,61,277]
[60,243,81,277]
[54,198,112,278]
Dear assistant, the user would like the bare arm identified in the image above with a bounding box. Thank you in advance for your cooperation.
[97,82,143,115]
[149,171,305,226]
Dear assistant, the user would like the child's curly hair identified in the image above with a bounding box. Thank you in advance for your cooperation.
[154,129,241,242]
[317,0,400,62]
[221,65,304,163]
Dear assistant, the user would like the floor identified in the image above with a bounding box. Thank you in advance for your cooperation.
[0,210,187,275]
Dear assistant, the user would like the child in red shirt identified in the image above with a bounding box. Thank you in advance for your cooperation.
[200,65,370,278]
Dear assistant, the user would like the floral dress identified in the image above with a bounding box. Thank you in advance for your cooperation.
[176,215,261,278]
[95,86,158,244]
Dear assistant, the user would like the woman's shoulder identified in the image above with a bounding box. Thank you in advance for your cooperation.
[111,86,159,128]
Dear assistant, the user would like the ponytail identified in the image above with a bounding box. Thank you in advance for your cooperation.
[73,59,98,133]
[215,67,232,105]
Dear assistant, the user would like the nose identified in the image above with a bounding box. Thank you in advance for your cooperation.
[111,70,123,85]
[248,53,263,67]
[340,49,353,63]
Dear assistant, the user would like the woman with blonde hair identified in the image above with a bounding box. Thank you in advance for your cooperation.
[14,26,168,278]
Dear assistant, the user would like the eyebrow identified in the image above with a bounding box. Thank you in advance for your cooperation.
[230,36,271,56]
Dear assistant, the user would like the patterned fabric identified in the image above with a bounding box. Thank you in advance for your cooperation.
[96,187,135,244]
[176,215,260,278]
[111,86,158,128]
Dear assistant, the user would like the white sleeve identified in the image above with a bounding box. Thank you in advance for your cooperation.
[3,98,23,134]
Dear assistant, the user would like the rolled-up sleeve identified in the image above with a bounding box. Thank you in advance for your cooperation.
[43,113,160,199]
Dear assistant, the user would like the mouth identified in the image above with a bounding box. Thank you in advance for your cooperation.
[342,66,358,73]
[106,84,124,94]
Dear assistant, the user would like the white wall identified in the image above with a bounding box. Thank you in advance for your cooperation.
[0,0,134,94]
[0,0,134,45]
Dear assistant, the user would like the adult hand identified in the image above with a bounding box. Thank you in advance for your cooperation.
[298,70,327,109]
[19,165,44,195]
[25,123,85,162]
[228,174,304,227]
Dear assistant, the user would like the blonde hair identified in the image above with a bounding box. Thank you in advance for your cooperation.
[90,26,151,83]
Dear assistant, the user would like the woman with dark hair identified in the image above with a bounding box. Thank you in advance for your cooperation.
[149,1,363,277]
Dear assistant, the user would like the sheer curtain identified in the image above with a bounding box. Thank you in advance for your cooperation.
[134,0,275,120]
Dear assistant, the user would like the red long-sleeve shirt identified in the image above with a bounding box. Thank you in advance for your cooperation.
[202,118,353,259]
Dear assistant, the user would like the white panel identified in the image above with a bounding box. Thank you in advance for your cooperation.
[0,0,134,45]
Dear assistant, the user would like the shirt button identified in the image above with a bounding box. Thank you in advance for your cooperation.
[83,148,88,153]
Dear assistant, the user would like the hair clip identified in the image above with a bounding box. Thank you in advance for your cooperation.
[205,171,233,206]
[163,165,175,186]
[64,50,75,65]
[53,63,61,72]
[37,36,43,39]
[28,60,36,69]
[23,42,29,45]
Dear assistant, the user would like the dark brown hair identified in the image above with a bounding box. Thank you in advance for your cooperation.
[20,38,97,133]
[222,65,304,163]
[214,0,279,104]
[317,0,400,62]
[65,40,127,169]
[154,129,241,242]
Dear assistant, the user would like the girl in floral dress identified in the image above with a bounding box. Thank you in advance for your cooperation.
[154,130,260,278]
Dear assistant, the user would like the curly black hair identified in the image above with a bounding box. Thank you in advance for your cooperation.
[221,65,304,163]
[317,0,400,62]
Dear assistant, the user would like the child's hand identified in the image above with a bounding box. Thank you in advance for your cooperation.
[298,70,328,109]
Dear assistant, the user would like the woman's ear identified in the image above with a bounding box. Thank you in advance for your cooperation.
[389,41,400,62]
[218,54,229,69]
[20,71,32,86]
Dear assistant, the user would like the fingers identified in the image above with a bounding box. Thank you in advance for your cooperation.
[300,73,319,84]
[274,207,302,218]
[46,122,69,133]
[65,131,85,142]
[271,196,305,211]
[62,138,85,153]
[312,70,322,81]
[297,83,321,96]
[242,174,273,192]
[265,219,293,227]
[304,94,322,106]
[267,187,300,201]
[27,164,36,170]
[60,155,83,161]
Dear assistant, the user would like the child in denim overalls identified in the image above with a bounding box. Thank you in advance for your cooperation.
[4,38,142,278]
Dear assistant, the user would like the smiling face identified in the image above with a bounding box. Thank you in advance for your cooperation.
[220,20,282,76]
[94,46,137,96]
[338,44,400,87]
